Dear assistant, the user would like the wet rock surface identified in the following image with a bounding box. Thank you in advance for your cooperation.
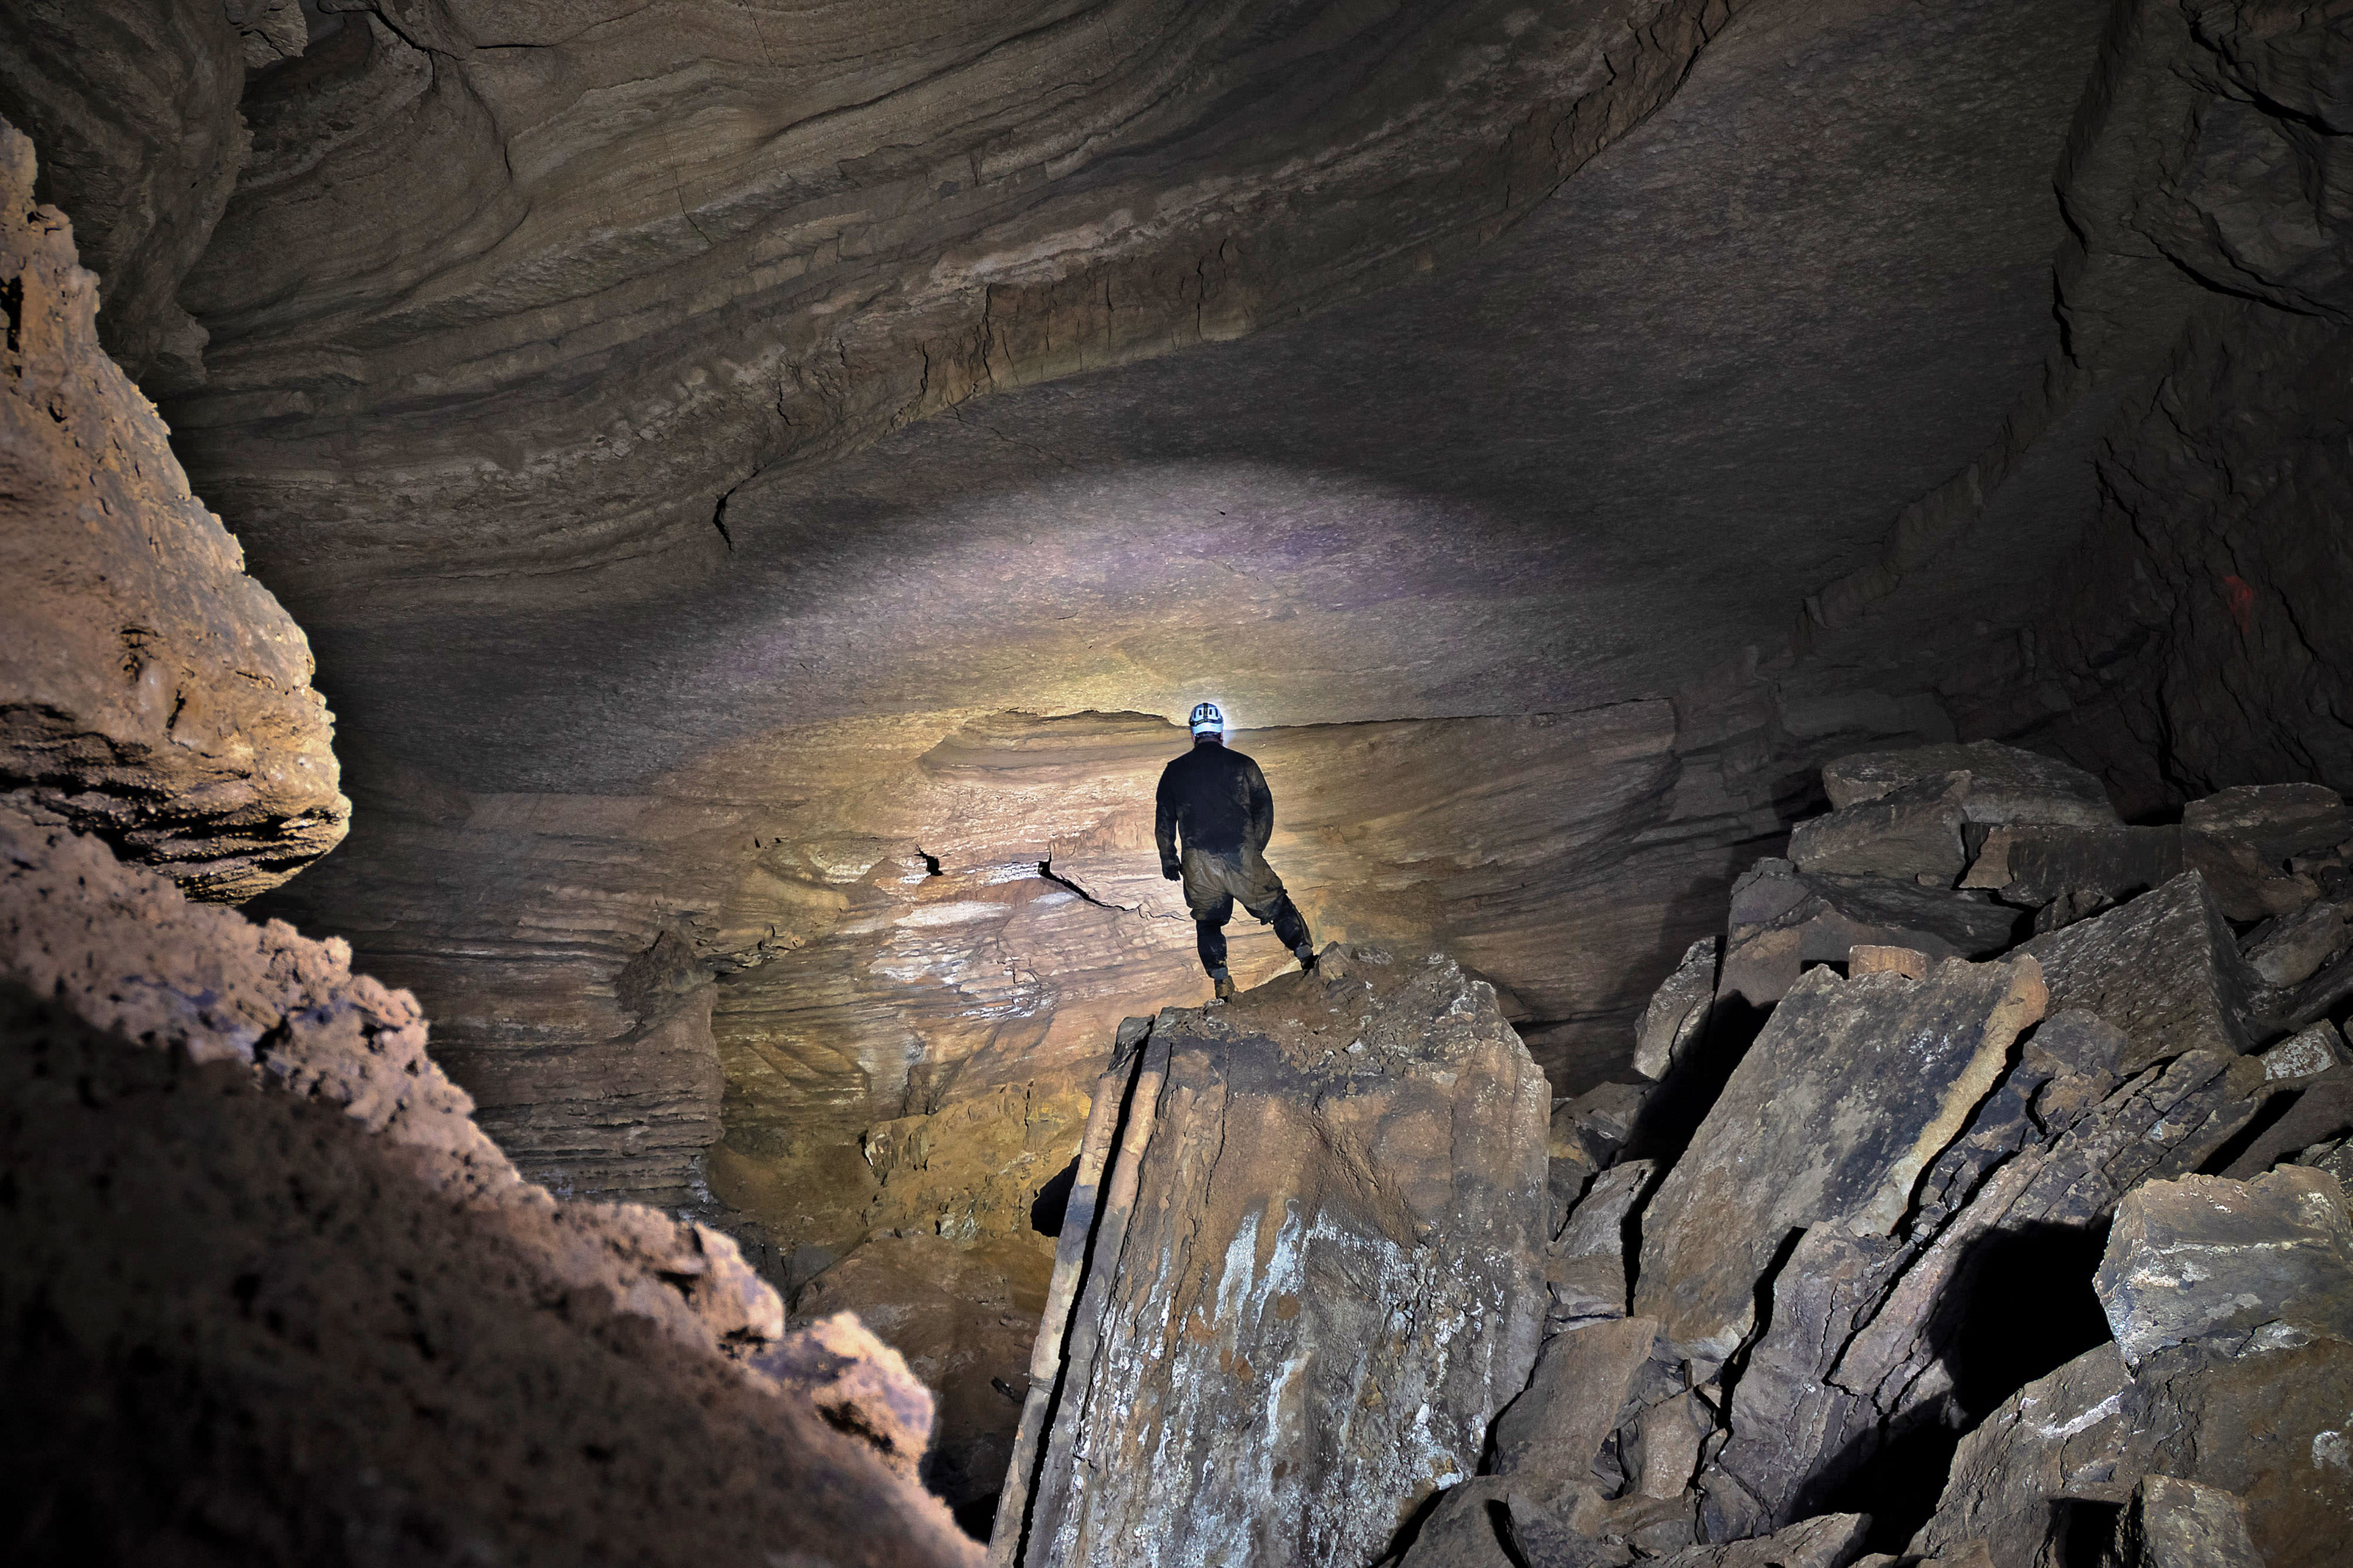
[999,946,1550,1567]
[0,122,346,901]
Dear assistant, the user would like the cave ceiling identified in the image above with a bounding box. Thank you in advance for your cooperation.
[215,0,2108,792]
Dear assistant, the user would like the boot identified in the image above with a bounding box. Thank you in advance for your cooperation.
[1211,968,1237,1003]
[1294,942,1318,973]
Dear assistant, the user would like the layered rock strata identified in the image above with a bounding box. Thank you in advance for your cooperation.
[0,806,976,1566]
[0,5,246,392]
[158,0,1756,610]
[996,948,1550,1567]
[0,121,347,900]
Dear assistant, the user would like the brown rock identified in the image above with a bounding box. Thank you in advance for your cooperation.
[1636,955,2047,1363]
[2247,901,2351,987]
[0,820,977,1566]
[1718,859,2022,1009]
[1491,1316,1661,1485]
[791,1234,1049,1523]
[2122,1475,2264,1568]
[0,5,245,391]
[1005,948,1550,1567]
[2183,832,2321,922]
[1848,944,1928,978]
[2019,873,2261,1071]
[0,122,347,900]
[756,1310,939,1482]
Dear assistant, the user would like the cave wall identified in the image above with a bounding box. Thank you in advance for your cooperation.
[1788,0,2353,818]
[255,702,1782,1250]
[0,0,248,395]
[0,116,348,899]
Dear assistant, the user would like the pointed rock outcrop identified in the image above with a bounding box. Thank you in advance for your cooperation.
[995,947,1550,1568]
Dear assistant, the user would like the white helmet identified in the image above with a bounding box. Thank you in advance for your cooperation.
[1189,701,1224,737]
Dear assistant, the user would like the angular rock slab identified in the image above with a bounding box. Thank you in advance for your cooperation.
[2124,1475,2264,1568]
[0,122,346,899]
[1912,1336,2353,1568]
[1821,740,2118,827]
[1788,775,1970,883]
[2019,873,2259,1070]
[1001,947,1549,1568]
[2095,1169,2353,1367]
[1635,937,1719,1080]
[1718,859,2021,1009]
[1636,955,2047,1362]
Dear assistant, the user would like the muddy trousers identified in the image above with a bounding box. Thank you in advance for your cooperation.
[1179,845,1311,975]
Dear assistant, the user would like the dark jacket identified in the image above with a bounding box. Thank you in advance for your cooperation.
[1155,741,1274,872]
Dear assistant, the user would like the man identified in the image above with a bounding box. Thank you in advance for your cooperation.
[1155,701,1317,1003]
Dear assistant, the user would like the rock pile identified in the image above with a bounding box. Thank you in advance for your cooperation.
[994,948,1552,1567]
[1391,740,2353,1567]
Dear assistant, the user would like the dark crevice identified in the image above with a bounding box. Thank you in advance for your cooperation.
[1038,859,1116,909]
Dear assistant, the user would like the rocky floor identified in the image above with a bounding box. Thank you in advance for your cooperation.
[1003,739,2353,1566]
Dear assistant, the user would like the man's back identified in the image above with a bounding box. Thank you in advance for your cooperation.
[1155,742,1272,857]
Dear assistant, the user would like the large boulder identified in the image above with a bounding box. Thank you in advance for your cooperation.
[998,947,1551,1568]
[2094,1169,2353,1369]
[1635,953,2048,1365]
[0,122,348,900]
[2018,873,2261,1069]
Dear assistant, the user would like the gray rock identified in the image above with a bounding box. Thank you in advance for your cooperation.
[1703,1041,2268,1536]
[1788,776,1969,885]
[2217,1072,2353,1181]
[1635,955,2048,1363]
[1911,1334,2353,1568]
[1821,741,2118,828]
[2122,1474,2264,1568]
[2183,783,2349,858]
[2246,900,2349,987]
[1648,1513,1871,1568]
[2019,873,2261,1071]
[1719,860,2024,1009]
[1557,1160,1657,1258]
[1961,822,2184,909]
[2257,1022,2348,1082]
[1634,938,1719,1081]
[2094,1169,2353,1367]
[1553,1081,1653,1170]
[1006,947,1550,1568]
